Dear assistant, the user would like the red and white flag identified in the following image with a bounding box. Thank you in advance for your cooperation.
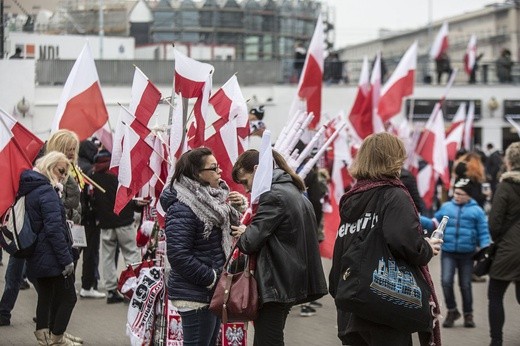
[464,34,477,75]
[0,113,43,216]
[168,93,187,167]
[430,22,449,60]
[348,56,373,139]
[415,103,449,187]
[110,67,160,173]
[378,41,417,122]
[174,49,214,148]
[52,42,109,141]
[114,125,154,215]
[370,52,385,133]
[446,102,466,135]
[417,164,436,210]
[463,101,475,150]
[330,124,353,204]
[446,121,465,161]
[295,14,324,129]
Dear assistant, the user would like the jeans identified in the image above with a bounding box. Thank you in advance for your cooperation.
[254,302,292,346]
[440,251,474,314]
[36,274,77,335]
[0,256,25,320]
[178,307,220,346]
[488,278,520,345]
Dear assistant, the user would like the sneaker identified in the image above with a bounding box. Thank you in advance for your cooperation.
[19,279,30,290]
[464,313,476,328]
[106,290,124,304]
[299,305,316,317]
[80,288,106,299]
[0,315,10,326]
[309,301,323,308]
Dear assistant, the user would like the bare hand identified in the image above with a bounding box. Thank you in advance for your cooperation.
[228,191,246,206]
[230,224,246,238]
[427,237,443,256]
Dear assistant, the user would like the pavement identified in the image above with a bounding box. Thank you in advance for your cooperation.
[0,252,519,345]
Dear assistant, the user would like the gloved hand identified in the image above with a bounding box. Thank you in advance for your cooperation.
[62,263,74,277]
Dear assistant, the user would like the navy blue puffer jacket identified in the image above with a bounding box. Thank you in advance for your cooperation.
[20,169,74,279]
[160,186,225,304]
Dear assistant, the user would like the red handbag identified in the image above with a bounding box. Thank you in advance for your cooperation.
[209,246,258,324]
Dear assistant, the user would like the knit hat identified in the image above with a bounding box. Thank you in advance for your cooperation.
[454,178,473,196]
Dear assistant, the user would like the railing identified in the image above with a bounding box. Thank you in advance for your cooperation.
[35,59,520,86]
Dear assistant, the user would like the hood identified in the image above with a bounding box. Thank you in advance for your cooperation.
[271,168,293,186]
[340,187,380,223]
[18,169,51,197]
[160,185,178,212]
[500,170,520,184]
[78,140,99,163]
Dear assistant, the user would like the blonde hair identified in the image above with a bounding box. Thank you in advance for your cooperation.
[505,142,520,171]
[350,133,406,180]
[46,129,80,163]
[35,151,70,186]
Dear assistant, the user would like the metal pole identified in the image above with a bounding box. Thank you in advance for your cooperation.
[1,0,4,59]
[99,0,104,59]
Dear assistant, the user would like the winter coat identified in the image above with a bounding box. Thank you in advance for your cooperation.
[488,170,520,281]
[62,175,81,224]
[20,169,74,279]
[329,185,433,342]
[237,169,328,307]
[434,198,490,254]
[160,186,225,304]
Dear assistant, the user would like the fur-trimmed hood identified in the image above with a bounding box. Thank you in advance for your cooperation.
[500,170,520,184]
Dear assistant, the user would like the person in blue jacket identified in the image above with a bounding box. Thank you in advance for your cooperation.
[22,151,80,345]
[434,178,491,329]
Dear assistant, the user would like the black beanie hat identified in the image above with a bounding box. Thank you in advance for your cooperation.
[454,178,473,196]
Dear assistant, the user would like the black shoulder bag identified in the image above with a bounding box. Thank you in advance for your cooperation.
[334,187,432,333]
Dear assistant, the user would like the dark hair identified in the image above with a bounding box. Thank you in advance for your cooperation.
[171,147,213,187]
[232,149,306,192]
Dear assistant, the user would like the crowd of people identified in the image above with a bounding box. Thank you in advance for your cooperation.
[1,123,519,346]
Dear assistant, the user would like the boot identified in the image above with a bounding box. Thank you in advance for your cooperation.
[49,333,81,346]
[442,309,461,328]
[464,313,476,328]
[64,332,83,344]
[34,328,49,346]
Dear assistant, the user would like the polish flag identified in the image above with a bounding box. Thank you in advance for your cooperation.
[114,125,154,215]
[464,34,477,75]
[417,164,436,210]
[429,22,449,60]
[331,127,353,204]
[348,56,373,139]
[378,41,417,122]
[415,103,449,187]
[145,135,168,205]
[174,49,214,148]
[110,67,159,173]
[0,108,43,162]
[446,102,466,135]
[463,101,475,151]
[250,130,273,205]
[0,113,44,216]
[446,122,465,161]
[296,14,324,129]
[370,52,385,133]
[52,42,109,141]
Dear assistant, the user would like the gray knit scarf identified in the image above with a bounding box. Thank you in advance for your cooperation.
[173,176,241,256]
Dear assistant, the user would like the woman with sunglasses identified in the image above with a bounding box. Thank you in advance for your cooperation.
[160,148,245,345]
[20,151,80,345]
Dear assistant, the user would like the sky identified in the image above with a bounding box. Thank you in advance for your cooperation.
[323,0,499,48]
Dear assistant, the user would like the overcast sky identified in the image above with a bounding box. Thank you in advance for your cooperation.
[323,0,499,48]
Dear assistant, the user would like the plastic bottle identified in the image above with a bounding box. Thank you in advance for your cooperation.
[431,216,449,239]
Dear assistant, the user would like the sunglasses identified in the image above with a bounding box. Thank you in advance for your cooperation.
[200,164,220,172]
[57,167,67,176]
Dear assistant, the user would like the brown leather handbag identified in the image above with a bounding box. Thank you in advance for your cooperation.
[209,245,258,323]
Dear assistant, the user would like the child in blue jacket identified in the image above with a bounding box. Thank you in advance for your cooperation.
[432,178,491,329]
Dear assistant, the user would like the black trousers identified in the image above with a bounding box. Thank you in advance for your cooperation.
[81,223,101,290]
[253,302,292,346]
[36,274,77,335]
[488,278,520,344]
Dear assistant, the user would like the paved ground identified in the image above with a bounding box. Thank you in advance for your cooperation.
[0,252,519,345]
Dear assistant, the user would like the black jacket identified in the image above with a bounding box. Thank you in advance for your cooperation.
[160,186,225,303]
[330,185,433,342]
[237,169,328,307]
[400,168,425,213]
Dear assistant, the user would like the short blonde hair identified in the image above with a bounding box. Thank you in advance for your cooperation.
[505,142,520,171]
[35,151,70,185]
[46,129,80,163]
[350,133,406,180]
